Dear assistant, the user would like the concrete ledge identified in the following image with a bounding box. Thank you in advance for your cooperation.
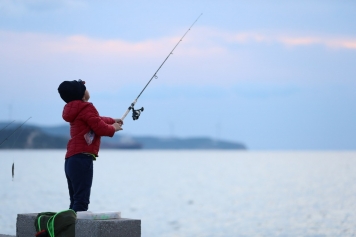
[76,218,141,237]
[0,235,15,237]
[16,213,141,237]
[16,213,37,237]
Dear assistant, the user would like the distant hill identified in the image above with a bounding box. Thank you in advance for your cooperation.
[0,122,246,150]
[0,126,68,149]
[132,136,246,149]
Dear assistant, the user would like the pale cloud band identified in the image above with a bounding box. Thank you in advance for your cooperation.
[227,30,356,50]
[0,27,355,92]
[1,28,355,63]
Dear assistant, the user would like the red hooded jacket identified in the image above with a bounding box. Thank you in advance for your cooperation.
[62,100,115,158]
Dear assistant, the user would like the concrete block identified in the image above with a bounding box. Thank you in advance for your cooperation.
[16,213,141,237]
[16,213,37,237]
[76,218,141,237]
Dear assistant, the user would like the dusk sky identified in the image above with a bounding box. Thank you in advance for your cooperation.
[0,1,355,150]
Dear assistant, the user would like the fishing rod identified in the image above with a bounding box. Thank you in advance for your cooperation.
[0,117,31,147]
[0,120,15,133]
[121,13,203,121]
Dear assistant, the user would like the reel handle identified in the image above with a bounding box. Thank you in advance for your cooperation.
[121,99,137,121]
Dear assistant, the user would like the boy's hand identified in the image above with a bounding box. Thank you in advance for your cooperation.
[112,123,123,132]
[115,119,124,126]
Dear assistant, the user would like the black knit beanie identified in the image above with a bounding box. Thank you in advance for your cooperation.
[58,80,86,103]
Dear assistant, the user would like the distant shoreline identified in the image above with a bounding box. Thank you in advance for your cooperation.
[0,122,246,150]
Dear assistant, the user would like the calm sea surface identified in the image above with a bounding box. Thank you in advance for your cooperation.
[0,150,356,236]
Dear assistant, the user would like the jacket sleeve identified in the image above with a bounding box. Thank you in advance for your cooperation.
[84,104,116,137]
[100,116,116,124]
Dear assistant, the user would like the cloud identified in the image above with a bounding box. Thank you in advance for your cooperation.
[277,36,356,49]
[225,30,356,50]
[0,27,355,95]
[1,27,355,65]
[0,29,229,96]
[0,29,226,61]
[277,36,320,46]
[325,39,356,50]
[191,26,354,50]
[47,35,224,57]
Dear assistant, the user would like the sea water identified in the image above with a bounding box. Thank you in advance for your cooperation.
[0,150,356,237]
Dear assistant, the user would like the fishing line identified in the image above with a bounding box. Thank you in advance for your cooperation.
[0,117,31,147]
[0,120,15,133]
[0,120,16,181]
[10,123,27,181]
[0,117,31,181]
[120,13,203,121]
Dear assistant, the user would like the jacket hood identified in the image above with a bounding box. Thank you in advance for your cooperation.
[62,100,91,122]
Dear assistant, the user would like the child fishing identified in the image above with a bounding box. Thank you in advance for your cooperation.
[58,79,123,212]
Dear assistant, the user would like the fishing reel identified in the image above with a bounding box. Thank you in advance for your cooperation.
[130,105,144,120]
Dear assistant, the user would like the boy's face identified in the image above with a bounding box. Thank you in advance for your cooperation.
[82,90,90,102]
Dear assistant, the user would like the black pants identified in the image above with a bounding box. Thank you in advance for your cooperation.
[65,153,93,212]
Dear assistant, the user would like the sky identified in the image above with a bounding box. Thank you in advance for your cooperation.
[0,0,355,150]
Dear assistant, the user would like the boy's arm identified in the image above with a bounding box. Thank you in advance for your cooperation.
[85,107,116,137]
[100,116,124,126]
[100,116,115,124]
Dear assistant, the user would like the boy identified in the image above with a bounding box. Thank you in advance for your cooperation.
[58,79,123,212]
